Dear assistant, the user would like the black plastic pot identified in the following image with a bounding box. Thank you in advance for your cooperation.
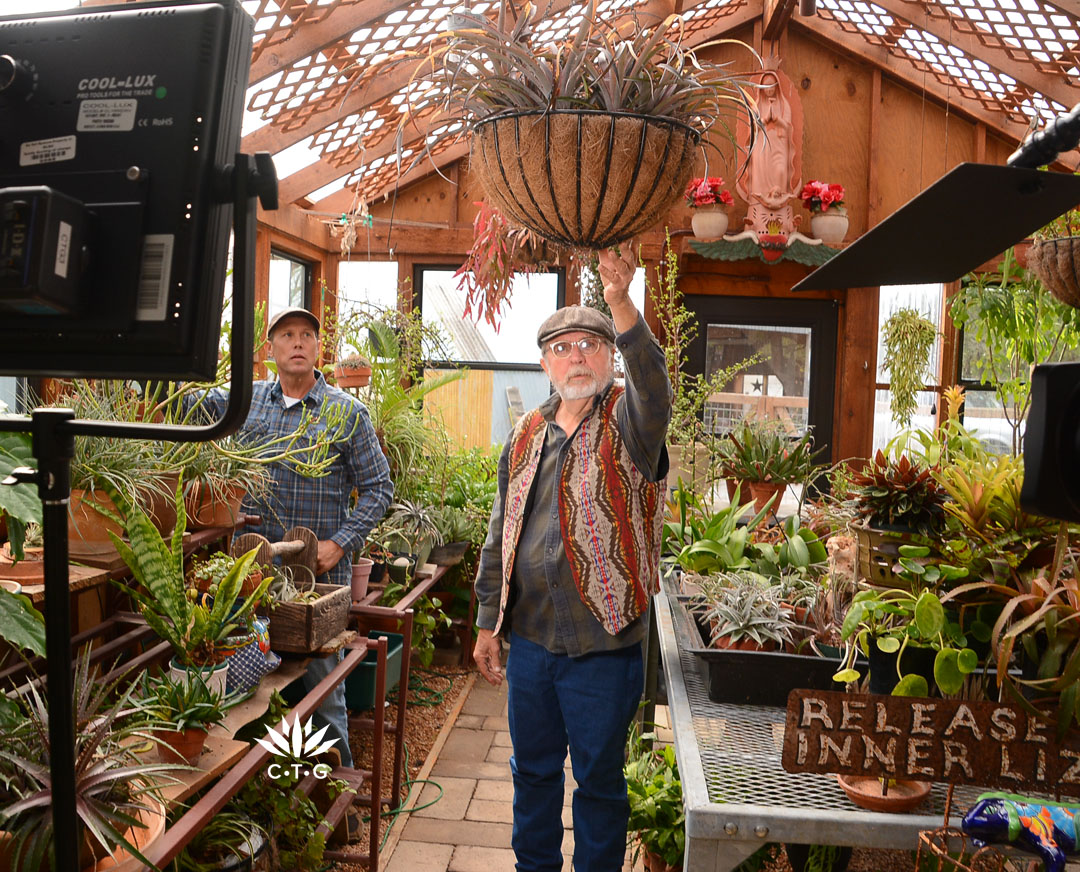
[867,643,936,695]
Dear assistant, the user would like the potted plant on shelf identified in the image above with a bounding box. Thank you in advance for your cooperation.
[109,479,270,693]
[333,353,372,389]
[138,667,241,765]
[800,180,848,245]
[722,417,823,514]
[188,551,267,598]
[686,176,735,239]
[691,571,799,651]
[625,723,684,872]
[403,0,758,249]
[0,651,178,872]
[172,808,270,872]
[376,500,444,574]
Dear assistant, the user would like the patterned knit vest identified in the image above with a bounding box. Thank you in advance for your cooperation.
[495,385,666,636]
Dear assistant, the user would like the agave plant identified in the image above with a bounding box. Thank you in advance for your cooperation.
[108,477,270,667]
[0,651,181,871]
[691,571,798,650]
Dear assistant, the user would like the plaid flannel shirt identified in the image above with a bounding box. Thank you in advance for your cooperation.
[193,373,393,586]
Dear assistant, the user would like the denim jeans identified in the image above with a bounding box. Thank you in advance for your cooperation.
[506,632,643,872]
[300,649,354,768]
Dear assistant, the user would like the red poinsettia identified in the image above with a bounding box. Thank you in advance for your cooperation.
[799,180,845,213]
[685,177,734,209]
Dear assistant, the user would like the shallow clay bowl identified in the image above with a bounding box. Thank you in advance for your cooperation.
[836,774,931,813]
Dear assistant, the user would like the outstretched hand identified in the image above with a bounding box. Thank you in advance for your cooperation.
[473,628,504,687]
[597,244,636,307]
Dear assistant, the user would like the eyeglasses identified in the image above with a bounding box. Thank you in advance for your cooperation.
[547,337,604,358]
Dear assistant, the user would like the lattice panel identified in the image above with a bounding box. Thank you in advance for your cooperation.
[342,120,465,203]
[681,0,754,41]
[904,0,1080,82]
[247,0,363,62]
[818,0,1068,125]
[246,0,453,134]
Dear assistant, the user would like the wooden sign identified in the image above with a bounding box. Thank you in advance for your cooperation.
[782,689,1080,796]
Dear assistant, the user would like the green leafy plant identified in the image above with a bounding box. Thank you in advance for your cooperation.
[662,485,770,575]
[691,571,798,650]
[846,450,947,536]
[880,307,937,429]
[721,416,823,484]
[171,809,268,872]
[0,650,180,871]
[109,478,271,667]
[138,667,241,732]
[951,248,1080,454]
[625,722,685,870]
[0,430,41,561]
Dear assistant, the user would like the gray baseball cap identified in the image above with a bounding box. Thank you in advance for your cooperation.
[267,306,320,338]
[536,305,616,348]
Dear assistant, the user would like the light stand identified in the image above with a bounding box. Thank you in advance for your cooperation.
[0,152,276,872]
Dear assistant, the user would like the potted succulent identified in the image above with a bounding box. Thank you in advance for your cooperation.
[427,505,473,567]
[188,551,267,598]
[138,667,241,765]
[333,353,372,389]
[691,571,799,651]
[685,176,735,239]
[0,652,178,872]
[625,723,684,872]
[407,0,758,249]
[375,500,444,572]
[800,179,848,244]
[108,478,271,694]
[720,417,823,514]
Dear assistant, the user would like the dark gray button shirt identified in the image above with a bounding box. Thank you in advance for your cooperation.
[474,313,672,656]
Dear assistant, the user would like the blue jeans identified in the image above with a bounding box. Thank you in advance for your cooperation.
[300,650,354,768]
[506,632,643,872]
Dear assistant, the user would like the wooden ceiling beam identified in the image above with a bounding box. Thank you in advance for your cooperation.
[249,0,417,83]
[311,140,471,217]
[794,16,1038,146]
[275,107,454,204]
[862,0,1078,110]
[763,0,797,41]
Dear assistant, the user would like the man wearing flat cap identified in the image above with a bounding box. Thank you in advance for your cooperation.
[185,306,392,799]
[473,247,672,872]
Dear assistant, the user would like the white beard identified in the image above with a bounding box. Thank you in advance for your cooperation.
[552,362,613,401]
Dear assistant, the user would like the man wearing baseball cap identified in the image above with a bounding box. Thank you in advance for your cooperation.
[186,305,392,831]
[472,247,672,872]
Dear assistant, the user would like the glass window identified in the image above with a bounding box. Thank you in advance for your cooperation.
[872,283,945,450]
[337,261,399,317]
[419,268,562,366]
[268,251,311,318]
[703,323,812,437]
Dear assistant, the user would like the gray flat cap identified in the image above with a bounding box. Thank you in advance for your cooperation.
[267,306,321,338]
[536,305,616,348]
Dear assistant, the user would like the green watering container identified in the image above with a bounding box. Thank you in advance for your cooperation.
[345,631,404,711]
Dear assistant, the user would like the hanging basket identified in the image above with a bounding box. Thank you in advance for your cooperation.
[470,109,699,249]
[1028,237,1080,308]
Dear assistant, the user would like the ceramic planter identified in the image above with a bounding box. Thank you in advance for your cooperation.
[748,480,786,515]
[351,557,374,600]
[427,541,470,567]
[184,482,246,530]
[334,366,372,389]
[836,774,930,813]
[690,206,729,239]
[168,657,229,697]
[810,207,848,245]
[83,794,168,871]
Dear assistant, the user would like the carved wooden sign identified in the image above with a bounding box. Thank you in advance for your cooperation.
[782,689,1080,795]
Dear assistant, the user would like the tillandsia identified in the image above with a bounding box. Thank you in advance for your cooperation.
[388,0,760,174]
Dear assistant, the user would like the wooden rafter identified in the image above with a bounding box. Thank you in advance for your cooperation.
[865,0,1078,110]
[312,140,471,213]
[249,0,417,83]
[794,16,1038,145]
[763,0,798,40]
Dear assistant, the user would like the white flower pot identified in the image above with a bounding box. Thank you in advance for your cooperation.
[811,208,849,245]
[691,207,729,239]
[168,657,229,697]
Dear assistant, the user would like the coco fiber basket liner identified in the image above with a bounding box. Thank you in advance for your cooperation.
[1029,236,1080,309]
[470,109,699,249]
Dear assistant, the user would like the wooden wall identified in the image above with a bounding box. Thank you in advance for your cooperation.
[257,22,1029,459]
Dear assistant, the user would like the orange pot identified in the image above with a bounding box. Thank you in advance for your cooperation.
[69,489,124,544]
[155,727,209,765]
[748,480,786,515]
[184,482,246,530]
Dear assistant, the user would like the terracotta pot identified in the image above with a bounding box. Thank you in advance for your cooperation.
[836,774,930,813]
[155,726,209,765]
[351,558,374,601]
[334,366,371,388]
[0,543,43,584]
[725,479,753,506]
[69,489,124,543]
[184,482,246,530]
[711,632,776,652]
[85,795,168,871]
[748,480,786,515]
[143,472,180,537]
[642,849,682,872]
[691,206,729,239]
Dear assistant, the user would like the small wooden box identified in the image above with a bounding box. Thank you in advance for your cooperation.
[269,583,351,654]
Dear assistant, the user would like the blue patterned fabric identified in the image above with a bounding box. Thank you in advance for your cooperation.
[188,373,394,585]
[222,618,280,695]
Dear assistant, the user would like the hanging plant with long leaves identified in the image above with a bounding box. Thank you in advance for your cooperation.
[880,307,937,429]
